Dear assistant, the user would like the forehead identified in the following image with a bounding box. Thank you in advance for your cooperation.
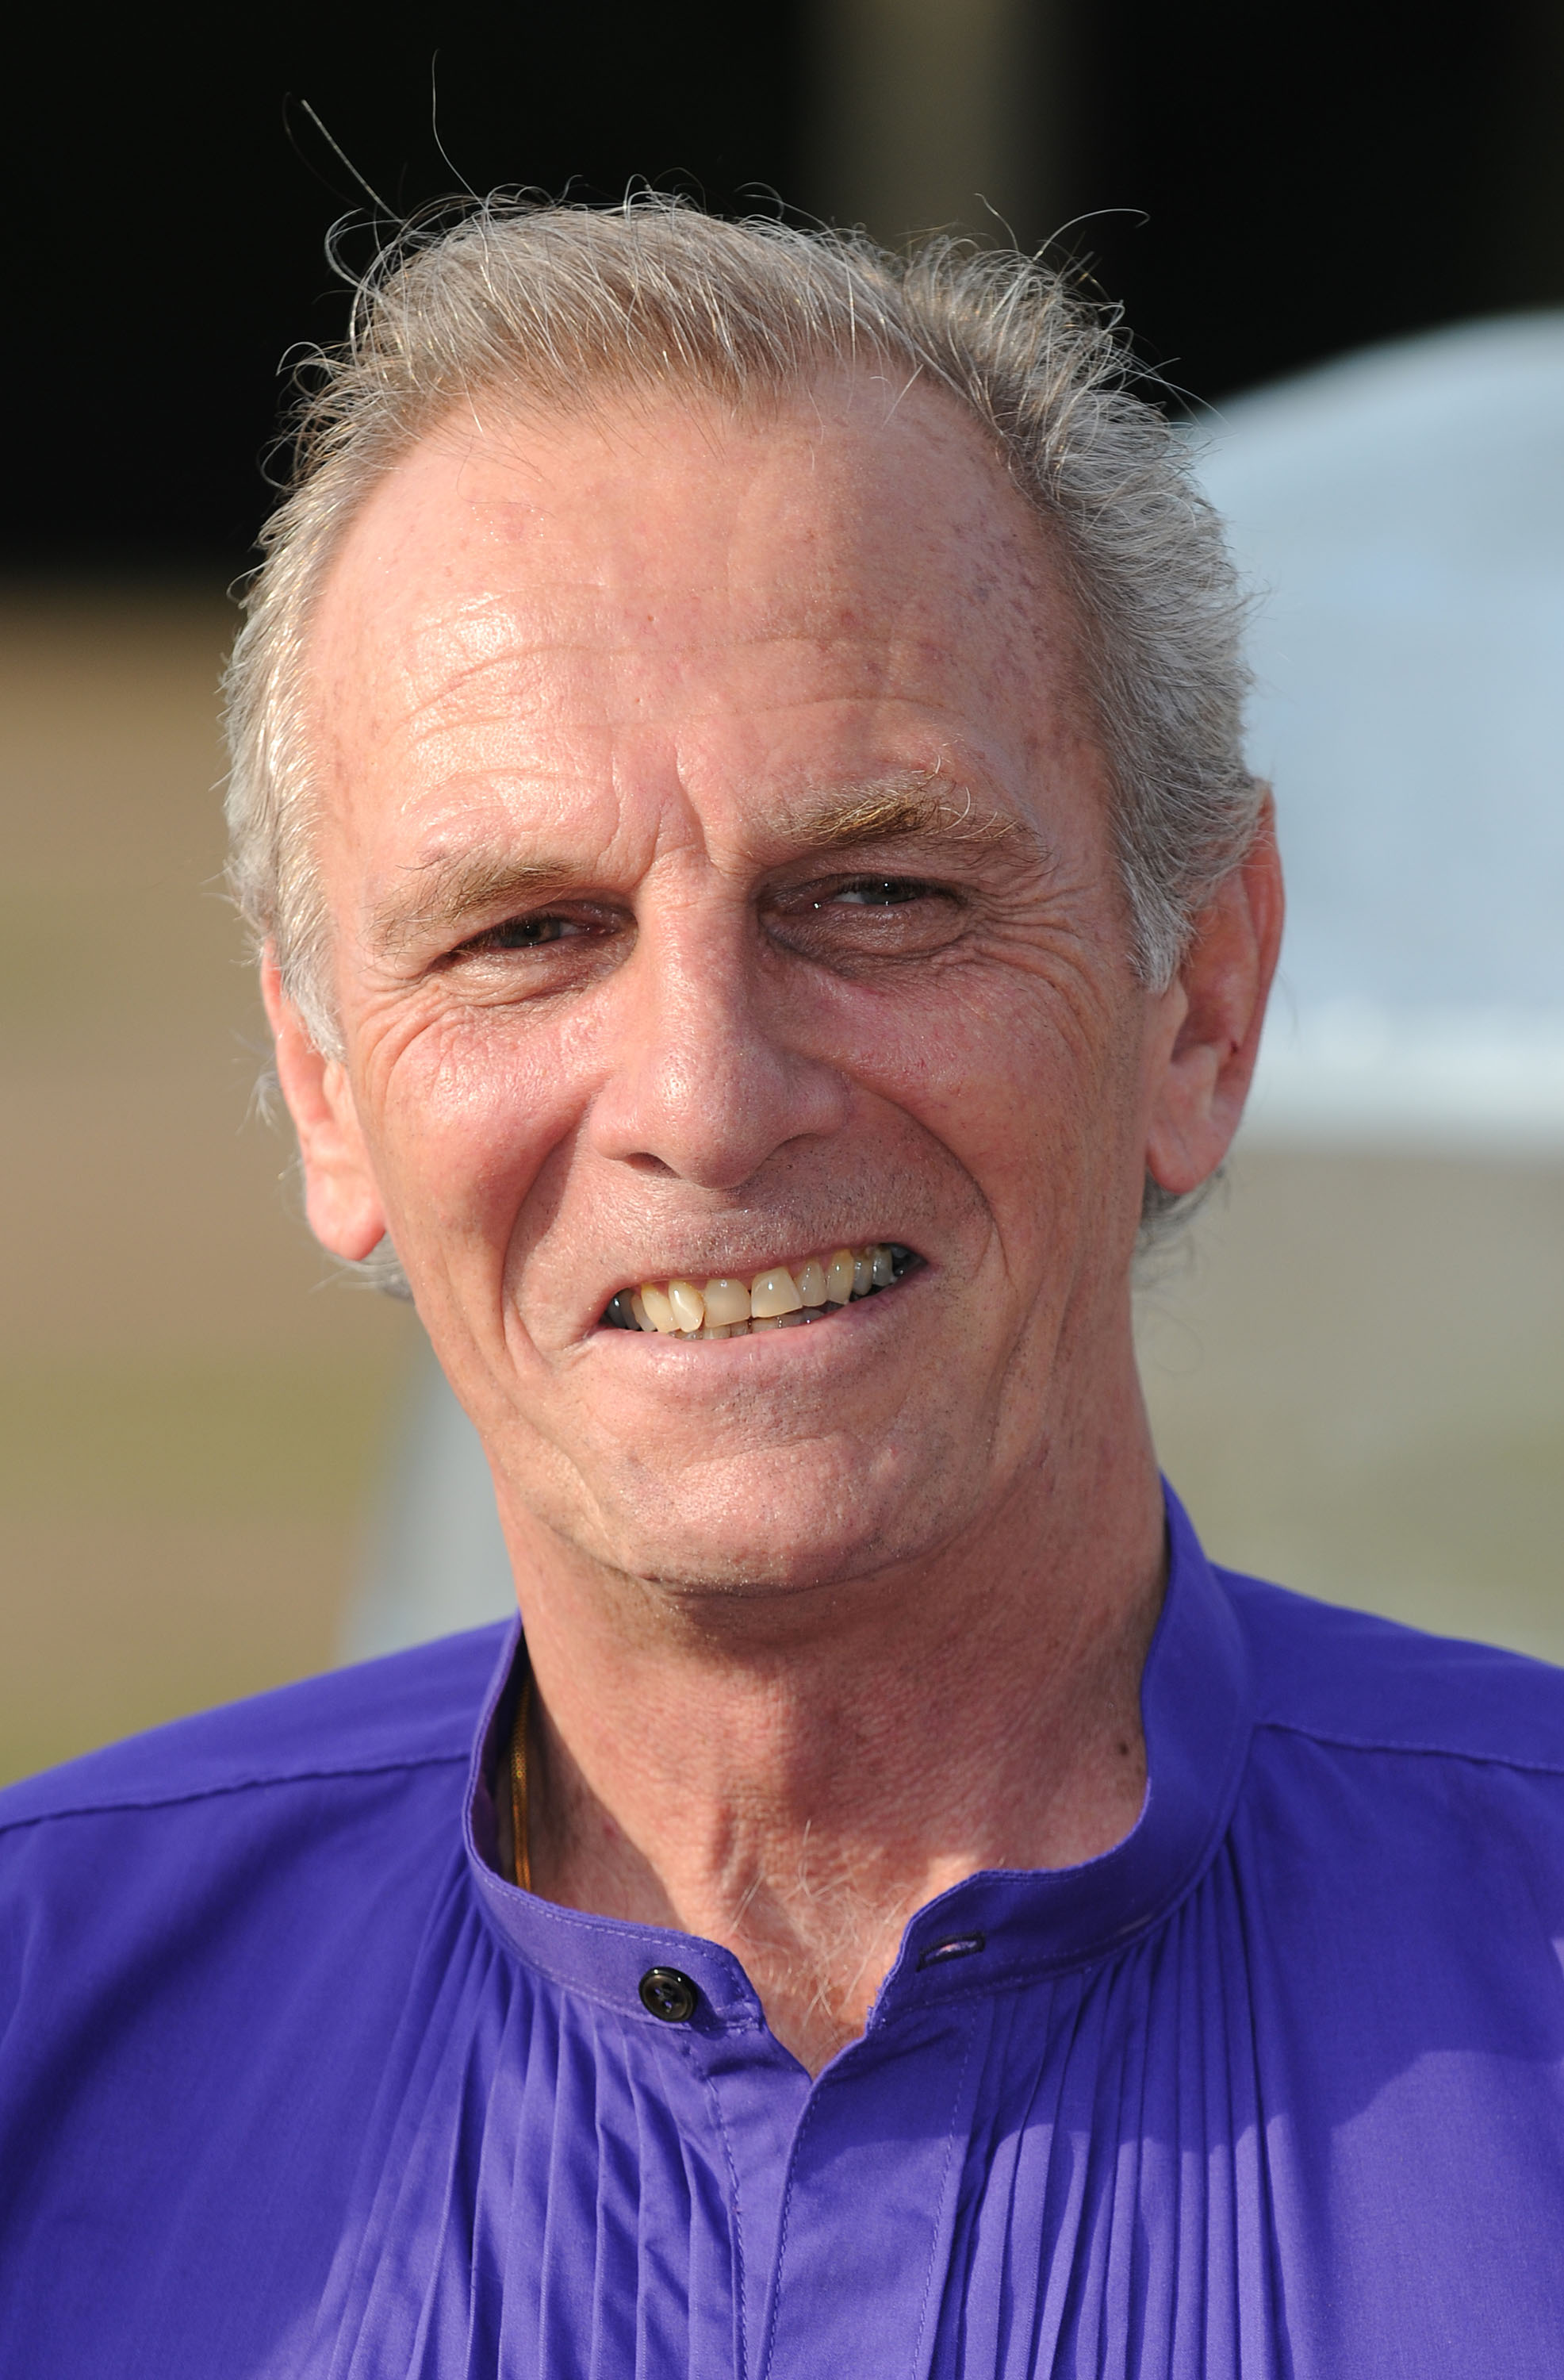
[306,370,1094,857]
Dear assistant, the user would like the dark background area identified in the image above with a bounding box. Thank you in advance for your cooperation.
[1075,0,1564,397]
[6,0,1562,569]
[6,0,804,566]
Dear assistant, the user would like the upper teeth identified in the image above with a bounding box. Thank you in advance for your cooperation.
[606,1244,905,1336]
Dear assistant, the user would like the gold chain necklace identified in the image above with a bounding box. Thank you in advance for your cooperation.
[509,1668,534,1893]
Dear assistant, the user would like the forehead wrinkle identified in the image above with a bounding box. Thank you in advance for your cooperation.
[389,634,855,763]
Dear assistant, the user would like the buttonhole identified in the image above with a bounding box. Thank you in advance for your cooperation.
[917,1932,987,1969]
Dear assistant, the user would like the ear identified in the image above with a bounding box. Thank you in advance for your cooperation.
[1144,796,1284,1196]
[261,951,390,1263]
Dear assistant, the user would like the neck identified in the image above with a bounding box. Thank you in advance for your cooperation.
[496,1385,1166,2075]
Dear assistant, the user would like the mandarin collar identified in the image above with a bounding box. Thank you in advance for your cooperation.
[464,1486,1253,2035]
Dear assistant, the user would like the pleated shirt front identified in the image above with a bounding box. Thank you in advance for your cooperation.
[4,1489,1564,2377]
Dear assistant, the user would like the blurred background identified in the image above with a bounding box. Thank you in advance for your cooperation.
[4,0,1562,1777]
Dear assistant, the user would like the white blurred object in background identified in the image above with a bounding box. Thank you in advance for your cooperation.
[344,1360,512,1660]
[1205,314,1564,1149]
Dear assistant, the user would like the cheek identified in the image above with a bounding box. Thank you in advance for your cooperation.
[358,1005,586,1267]
[828,958,1137,1232]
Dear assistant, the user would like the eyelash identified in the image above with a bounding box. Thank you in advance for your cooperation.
[458,909,615,958]
[810,877,939,908]
[477,916,579,949]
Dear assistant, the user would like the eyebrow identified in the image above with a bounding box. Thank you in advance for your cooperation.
[366,854,574,962]
[365,776,1049,961]
[785,777,1045,863]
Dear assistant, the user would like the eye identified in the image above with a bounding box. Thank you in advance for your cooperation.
[474,913,584,950]
[765,870,968,964]
[457,908,609,958]
[435,902,630,995]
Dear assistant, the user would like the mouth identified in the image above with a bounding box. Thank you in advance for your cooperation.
[600,1243,921,1338]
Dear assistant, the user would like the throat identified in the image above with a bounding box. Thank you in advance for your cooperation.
[493,1503,1163,2075]
[498,1681,930,2067]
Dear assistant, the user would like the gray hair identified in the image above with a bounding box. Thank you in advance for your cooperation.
[224,194,1260,1265]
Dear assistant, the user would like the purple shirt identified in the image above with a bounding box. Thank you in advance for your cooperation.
[3,1488,1564,2375]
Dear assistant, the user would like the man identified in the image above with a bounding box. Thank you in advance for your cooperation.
[2,199,1562,2376]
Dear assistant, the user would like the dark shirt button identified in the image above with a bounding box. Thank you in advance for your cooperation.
[638,1967,699,2022]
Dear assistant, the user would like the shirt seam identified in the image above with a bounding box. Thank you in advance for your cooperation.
[0,1749,470,1833]
[909,2013,977,2376]
[1253,1713,1564,1775]
[687,2036,753,2380]
[758,2087,826,2380]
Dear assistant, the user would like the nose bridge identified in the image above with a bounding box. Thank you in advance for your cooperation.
[595,888,838,1188]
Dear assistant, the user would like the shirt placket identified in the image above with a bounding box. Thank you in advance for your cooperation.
[741,2001,984,2380]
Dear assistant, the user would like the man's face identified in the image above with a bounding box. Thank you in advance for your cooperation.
[298,374,1172,1596]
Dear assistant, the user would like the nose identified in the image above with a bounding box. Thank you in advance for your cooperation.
[588,904,849,1191]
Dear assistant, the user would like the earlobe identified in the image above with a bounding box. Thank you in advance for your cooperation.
[1144,799,1284,1197]
[260,953,390,1263]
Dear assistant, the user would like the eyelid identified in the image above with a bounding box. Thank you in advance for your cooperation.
[448,899,626,958]
[769,870,962,909]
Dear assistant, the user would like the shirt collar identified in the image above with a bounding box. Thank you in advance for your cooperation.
[463,1484,1252,2032]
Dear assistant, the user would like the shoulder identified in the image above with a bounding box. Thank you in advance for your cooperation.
[1223,1569,1564,1775]
[0,1622,511,1837]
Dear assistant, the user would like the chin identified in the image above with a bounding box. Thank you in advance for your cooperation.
[636,1529,880,1598]
[575,1445,965,1601]
[504,1396,999,1601]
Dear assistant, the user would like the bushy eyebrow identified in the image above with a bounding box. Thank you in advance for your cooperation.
[785,778,1046,865]
[366,853,573,962]
[365,776,1049,961]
